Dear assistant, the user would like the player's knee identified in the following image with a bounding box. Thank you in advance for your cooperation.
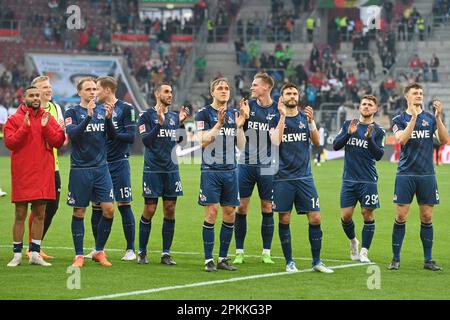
[102,205,114,218]
[261,201,272,213]
[278,213,291,224]
[163,206,176,220]
[14,212,27,222]
[361,209,374,222]
[421,216,433,224]
[308,213,321,225]
[32,212,45,221]
[222,210,235,223]
[341,211,353,222]
[205,206,218,223]
[237,201,248,215]
[73,209,85,219]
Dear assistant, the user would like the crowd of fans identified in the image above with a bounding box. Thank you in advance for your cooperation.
[235,0,315,43]
[114,0,208,43]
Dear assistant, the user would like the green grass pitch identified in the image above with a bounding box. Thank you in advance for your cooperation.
[0,155,449,300]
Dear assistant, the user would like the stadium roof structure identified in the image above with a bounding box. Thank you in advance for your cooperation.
[317,0,382,8]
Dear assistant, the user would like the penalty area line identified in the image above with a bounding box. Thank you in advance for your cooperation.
[79,262,375,300]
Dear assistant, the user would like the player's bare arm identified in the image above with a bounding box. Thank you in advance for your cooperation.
[394,108,418,145]
[305,106,319,146]
[198,106,226,148]
[179,106,190,124]
[270,97,286,146]
[433,99,449,144]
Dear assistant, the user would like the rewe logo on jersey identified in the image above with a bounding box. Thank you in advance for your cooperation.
[85,123,105,132]
[219,127,236,136]
[282,132,308,142]
[411,130,431,139]
[158,129,177,138]
[248,121,270,131]
[347,137,368,148]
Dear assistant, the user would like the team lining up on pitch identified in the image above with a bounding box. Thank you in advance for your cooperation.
[3,72,448,273]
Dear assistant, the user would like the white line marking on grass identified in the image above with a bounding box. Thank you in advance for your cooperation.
[79,262,374,300]
[0,245,353,263]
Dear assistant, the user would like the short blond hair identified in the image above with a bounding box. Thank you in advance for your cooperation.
[254,72,274,89]
[96,76,117,93]
[31,75,50,86]
[210,77,231,93]
[77,77,96,91]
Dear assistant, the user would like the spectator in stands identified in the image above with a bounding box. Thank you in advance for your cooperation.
[234,38,244,64]
[422,61,430,82]
[366,54,376,81]
[195,55,206,82]
[295,63,308,87]
[306,85,318,108]
[384,73,396,98]
[356,58,366,84]
[306,16,315,42]
[430,53,440,82]
[409,54,423,78]
[406,17,415,41]
[43,23,53,43]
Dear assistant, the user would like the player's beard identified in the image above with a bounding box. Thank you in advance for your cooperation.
[285,102,298,109]
[161,98,172,107]
[26,100,40,110]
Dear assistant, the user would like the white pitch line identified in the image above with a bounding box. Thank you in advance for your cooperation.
[79,262,374,300]
[0,244,351,263]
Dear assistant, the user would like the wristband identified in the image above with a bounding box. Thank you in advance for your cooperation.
[308,121,317,131]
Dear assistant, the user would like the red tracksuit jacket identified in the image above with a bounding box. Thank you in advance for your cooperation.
[4,104,65,203]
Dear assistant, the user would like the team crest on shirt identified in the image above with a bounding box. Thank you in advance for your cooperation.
[299,122,306,129]
[227,116,234,124]
[422,119,429,127]
[97,113,104,120]
[169,118,176,126]
[266,114,276,120]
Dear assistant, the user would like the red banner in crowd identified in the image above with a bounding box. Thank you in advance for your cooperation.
[0,29,19,37]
